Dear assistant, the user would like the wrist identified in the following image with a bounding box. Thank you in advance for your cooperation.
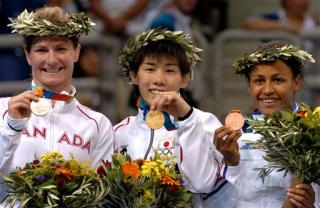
[178,107,193,121]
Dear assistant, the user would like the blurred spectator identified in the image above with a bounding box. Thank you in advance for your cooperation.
[47,0,89,12]
[89,0,166,36]
[244,0,318,34]
[149,0,199,36]
[0,0,50,81]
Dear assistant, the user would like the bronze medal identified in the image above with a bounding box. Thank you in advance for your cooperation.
[225,109,244,131]
[30,98,51,116]
[146,110,165,129]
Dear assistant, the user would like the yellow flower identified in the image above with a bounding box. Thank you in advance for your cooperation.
[312,106,320,114]
[41,151,64,163]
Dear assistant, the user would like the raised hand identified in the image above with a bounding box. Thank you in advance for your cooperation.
[214,127,242,166]
[149,91,191,120]
[8,91,39,119]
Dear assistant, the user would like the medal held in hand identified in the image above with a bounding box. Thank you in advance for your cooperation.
[225,109,245,131]
[146,110,165,129]
[30,98,51,116]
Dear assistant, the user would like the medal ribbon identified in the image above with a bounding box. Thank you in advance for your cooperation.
[136,97,178,131]
[31,86,73,102]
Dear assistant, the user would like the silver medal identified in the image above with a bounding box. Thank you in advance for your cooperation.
[30,98,51,116]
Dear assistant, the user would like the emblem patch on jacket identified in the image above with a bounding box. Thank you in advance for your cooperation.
[157,137,175,155]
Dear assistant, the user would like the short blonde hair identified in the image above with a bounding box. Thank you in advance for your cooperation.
[34,6,68,23]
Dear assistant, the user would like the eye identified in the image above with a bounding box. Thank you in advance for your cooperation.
[144,67,155,72]
[273,78,284,84]
[166,68,176,73]
[253,78,264,85]
[56,47,67,52]
[34,48,48,53]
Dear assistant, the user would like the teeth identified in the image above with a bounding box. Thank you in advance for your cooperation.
[150,89,162,95]
[43,68,61,73]
[262,99,276,103]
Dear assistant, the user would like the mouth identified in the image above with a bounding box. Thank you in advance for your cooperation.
[149,89,165,96]
[259,98,280,105]
[42,67,63,74]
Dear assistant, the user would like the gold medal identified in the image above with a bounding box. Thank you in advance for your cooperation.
[225,109,245,131]
[30,98,51,116]
[146,110,165,129]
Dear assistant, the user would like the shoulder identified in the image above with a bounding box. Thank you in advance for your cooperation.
[75,103,112,126]
[177,108,222,131]
[192,108,222,124]
[113,116,136,133]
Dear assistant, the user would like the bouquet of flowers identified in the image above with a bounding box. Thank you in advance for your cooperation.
[97,153,192,208]
[248,103,320,185]
[2,152,108,208]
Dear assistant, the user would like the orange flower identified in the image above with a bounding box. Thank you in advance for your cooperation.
[296,111,307,117]
[121,162,141,178]
[56,167,74,180]
[161,175,180,186]
[161,176,181,192]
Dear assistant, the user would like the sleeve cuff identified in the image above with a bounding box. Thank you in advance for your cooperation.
[6,114,29,132]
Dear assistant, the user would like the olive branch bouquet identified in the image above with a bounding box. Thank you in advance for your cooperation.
[248,103,320,185]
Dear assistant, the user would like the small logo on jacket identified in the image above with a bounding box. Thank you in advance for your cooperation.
[240,143,252,150]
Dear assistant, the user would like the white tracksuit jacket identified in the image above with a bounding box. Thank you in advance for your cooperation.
[113,108,225,207]
[0,89,114,174]
[210,130,320,208]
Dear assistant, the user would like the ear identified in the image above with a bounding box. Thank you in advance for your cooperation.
[293,74,302,92]
[180,73,190,88]
[74,44,81,62]
[129,71,138,85]
[24,49,32,66]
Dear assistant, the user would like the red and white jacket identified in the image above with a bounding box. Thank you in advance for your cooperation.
[0,86,114,174]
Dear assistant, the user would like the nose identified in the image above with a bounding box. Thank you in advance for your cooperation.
[46,50,58,66]
[262,80,275,95]
[153,70,165,86]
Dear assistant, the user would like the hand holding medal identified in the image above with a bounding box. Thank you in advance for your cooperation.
[145,110,165,129]
[225,109,245,131]
[213,109,244,166]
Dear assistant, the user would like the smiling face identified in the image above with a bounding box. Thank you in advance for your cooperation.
[25,36,80,93]
[129,55,190,105]
[248,60,301,116]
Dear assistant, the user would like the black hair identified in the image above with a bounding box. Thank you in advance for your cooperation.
[129,40,191,76]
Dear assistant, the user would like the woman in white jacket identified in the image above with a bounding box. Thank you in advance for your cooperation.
[213,40,319,208]
[0,6,114,205]
[114,28,242,207]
